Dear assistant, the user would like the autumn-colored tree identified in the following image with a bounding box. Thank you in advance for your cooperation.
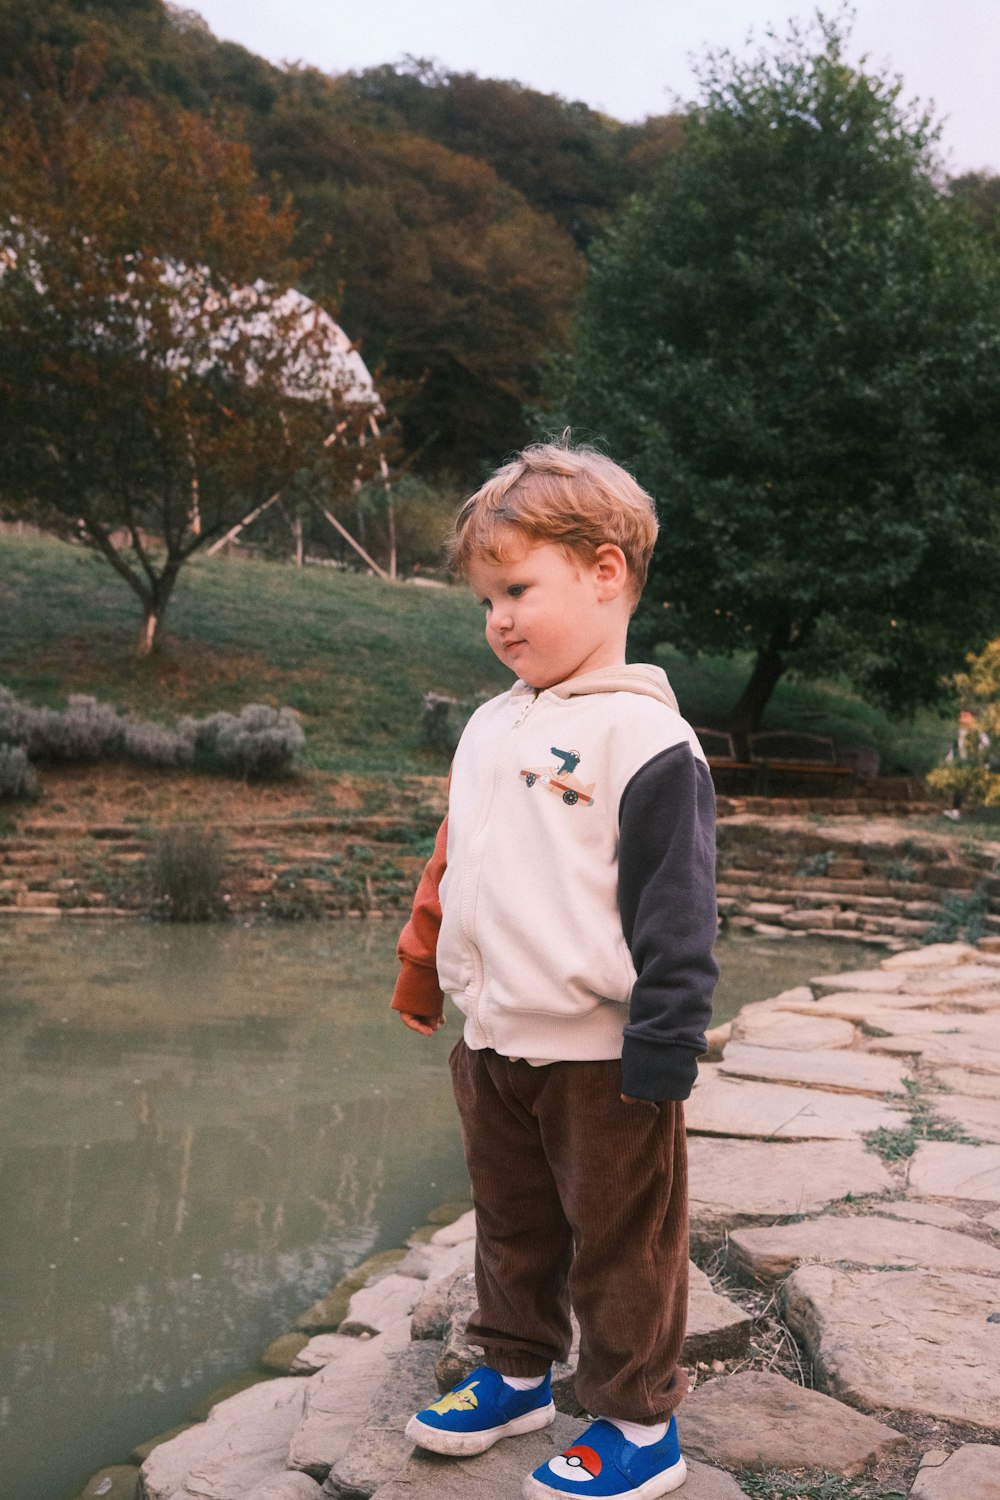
[0,47,384,653]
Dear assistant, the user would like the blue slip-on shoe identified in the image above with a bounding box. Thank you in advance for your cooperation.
[523,1416,686,1499]
[405,1365,556,1457]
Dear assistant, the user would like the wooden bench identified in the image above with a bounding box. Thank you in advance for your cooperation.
[694,729,756,791]
[747,731,856,793]
[695,728,858,795]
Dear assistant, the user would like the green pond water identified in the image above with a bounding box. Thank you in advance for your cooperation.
[0,919,884,1500]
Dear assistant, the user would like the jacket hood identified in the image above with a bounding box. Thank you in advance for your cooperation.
[512,663,679,715]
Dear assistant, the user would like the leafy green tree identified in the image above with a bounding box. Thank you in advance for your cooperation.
[0,49,383,653]
[552,14,1000,741]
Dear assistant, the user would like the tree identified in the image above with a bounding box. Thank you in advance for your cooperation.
[252,77,586,477]
[551,13,1000,741]
[0,49,384,653]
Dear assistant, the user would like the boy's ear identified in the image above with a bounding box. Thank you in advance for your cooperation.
[592,543,629,601]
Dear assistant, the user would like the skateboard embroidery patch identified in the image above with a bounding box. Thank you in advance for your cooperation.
[519,747,596,808]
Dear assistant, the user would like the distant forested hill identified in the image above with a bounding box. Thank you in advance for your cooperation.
[0,0,684,476]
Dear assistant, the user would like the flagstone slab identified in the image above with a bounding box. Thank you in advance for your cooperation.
[687,1138,893,1243]
[933,1092,1000,1144]
[686,1069,902,1140]
[726,1214,1000,1284]
[781,1265,1000,1432]
[881,943,978,970]
[811,969,907,996]
[908,1142,1000,1201]
[368,1427,746,1500]
[718,1042,911,1096]
[983,1208,1000,1232]
[780,991,947,1021]
[906,965,1000,997]
[930,1066,1000,1097]
[730,1005,857,1051]
[910,1445,1000,1500]
[680,1371,907,1476]
[685,1263,753,1362]
[140,1379,307,1500]
[861,1013,1000,1071]
[880,1201,979,1232]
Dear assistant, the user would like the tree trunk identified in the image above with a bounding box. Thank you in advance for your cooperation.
[137,604,160,657]
[293,514,304,567]
[134,570,180,658]
[729,634,789,756]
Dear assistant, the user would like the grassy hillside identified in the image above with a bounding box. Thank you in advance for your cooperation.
[0,529,952,778]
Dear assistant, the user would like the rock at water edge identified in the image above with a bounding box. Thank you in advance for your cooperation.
[288,1329,411,1480]
[141,1378,307,1500]
[324,1341,440,1498]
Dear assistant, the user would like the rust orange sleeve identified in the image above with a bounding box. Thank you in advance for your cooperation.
[390,813,448,1021]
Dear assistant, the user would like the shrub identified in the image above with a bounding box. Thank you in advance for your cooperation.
[0,745,41,801]
[150,826,227,921]
[0,685,191,766]
[181,704,305,778]
[0,685,304,778]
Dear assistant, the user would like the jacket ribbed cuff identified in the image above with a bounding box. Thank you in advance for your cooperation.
[621,1039,701,1102]
[390,958,445,1020]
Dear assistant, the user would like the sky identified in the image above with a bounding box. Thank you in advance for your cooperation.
[185,0,1000,177]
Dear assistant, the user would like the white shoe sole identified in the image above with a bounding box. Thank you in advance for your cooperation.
[406,1400,556,1457]
[523,1453,687,1499]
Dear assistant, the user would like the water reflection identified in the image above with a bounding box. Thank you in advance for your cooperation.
[0,920,882,1500]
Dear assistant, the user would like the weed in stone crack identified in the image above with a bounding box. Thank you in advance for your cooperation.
[864,1079,984,1160]
[737,1473,905,1500]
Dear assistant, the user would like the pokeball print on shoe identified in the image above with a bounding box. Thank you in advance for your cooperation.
[548,1443,603,1482]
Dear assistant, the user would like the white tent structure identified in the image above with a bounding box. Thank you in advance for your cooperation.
[197,283,397,578]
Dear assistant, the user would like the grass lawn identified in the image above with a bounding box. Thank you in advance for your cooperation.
[1,528,953,778]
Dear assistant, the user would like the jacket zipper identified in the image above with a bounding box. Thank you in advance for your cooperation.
[460,692,537,1048]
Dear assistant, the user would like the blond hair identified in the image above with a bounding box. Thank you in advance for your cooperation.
[449,441,658,600]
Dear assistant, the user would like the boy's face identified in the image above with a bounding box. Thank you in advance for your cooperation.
[466,540,629,691]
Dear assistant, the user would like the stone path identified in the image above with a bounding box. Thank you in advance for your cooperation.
[76,940,1000,1499]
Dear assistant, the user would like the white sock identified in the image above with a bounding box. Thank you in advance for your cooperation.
[501,1373,547,1391]
[604,1416,669,1446]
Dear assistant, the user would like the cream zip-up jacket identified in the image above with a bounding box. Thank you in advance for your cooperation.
[392,663,719,1100]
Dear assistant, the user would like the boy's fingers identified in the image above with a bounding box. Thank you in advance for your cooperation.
[400,1011,446,1036]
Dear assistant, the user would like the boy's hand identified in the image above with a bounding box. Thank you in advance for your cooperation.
[621,1094,641,1104]
[400,1011,447,1036]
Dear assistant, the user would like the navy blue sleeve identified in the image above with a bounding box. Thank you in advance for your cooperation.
[617,742,719,1101]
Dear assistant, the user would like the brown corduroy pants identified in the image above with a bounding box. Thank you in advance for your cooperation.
[449,1040,690,1423]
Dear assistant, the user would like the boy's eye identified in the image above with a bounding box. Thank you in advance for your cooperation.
[507,585,526,598]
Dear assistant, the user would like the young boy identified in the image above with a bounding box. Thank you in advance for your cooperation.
[391,442,718,1500]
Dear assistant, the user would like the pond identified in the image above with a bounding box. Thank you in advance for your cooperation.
[0,919,884,1500]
